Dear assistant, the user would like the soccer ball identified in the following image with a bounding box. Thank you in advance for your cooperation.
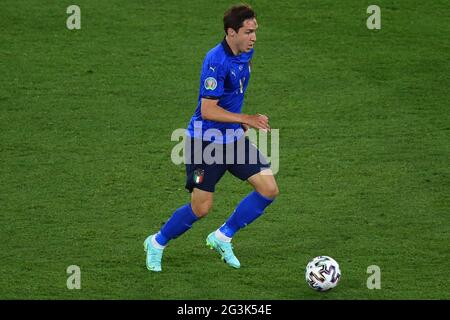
[305,256,341,291]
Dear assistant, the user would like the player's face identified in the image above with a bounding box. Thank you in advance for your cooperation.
[236,18,258,53]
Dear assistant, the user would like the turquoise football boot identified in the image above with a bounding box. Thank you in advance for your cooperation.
[206,232,241,269]
[143,235,163,272]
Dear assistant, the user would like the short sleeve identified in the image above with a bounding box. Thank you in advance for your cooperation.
[200,60,226,100]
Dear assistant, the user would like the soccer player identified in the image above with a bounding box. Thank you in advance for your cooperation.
[144,4,279,271]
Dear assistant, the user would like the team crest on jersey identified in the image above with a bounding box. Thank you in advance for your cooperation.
[193,169,204,184]
[204,77,217,90]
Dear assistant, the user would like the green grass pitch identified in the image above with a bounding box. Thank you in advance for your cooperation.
[0,0,449,299]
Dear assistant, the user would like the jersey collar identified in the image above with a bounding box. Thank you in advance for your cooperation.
[221,37,236,56]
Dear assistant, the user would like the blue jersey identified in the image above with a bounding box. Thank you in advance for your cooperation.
[187,39,254,144]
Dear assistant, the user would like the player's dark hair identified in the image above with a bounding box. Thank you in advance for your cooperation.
[223,4,256,34]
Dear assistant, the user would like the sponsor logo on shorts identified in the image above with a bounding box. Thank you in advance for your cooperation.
[193,168,204,184]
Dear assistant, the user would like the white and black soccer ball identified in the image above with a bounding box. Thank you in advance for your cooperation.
[305,256,341,291]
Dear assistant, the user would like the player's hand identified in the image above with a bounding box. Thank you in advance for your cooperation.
[241,123,249,132]
[243,114,271,132]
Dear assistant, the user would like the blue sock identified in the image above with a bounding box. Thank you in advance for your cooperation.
[155,204,199,246]
[219,191,274,238]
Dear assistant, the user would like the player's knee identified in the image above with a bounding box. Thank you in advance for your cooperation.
[191,199,213,218]
[258,184,279,199]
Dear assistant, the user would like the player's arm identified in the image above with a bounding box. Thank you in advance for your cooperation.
[201,98,270,131]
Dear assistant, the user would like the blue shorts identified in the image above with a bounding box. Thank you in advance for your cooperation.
[185,136,271,193]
